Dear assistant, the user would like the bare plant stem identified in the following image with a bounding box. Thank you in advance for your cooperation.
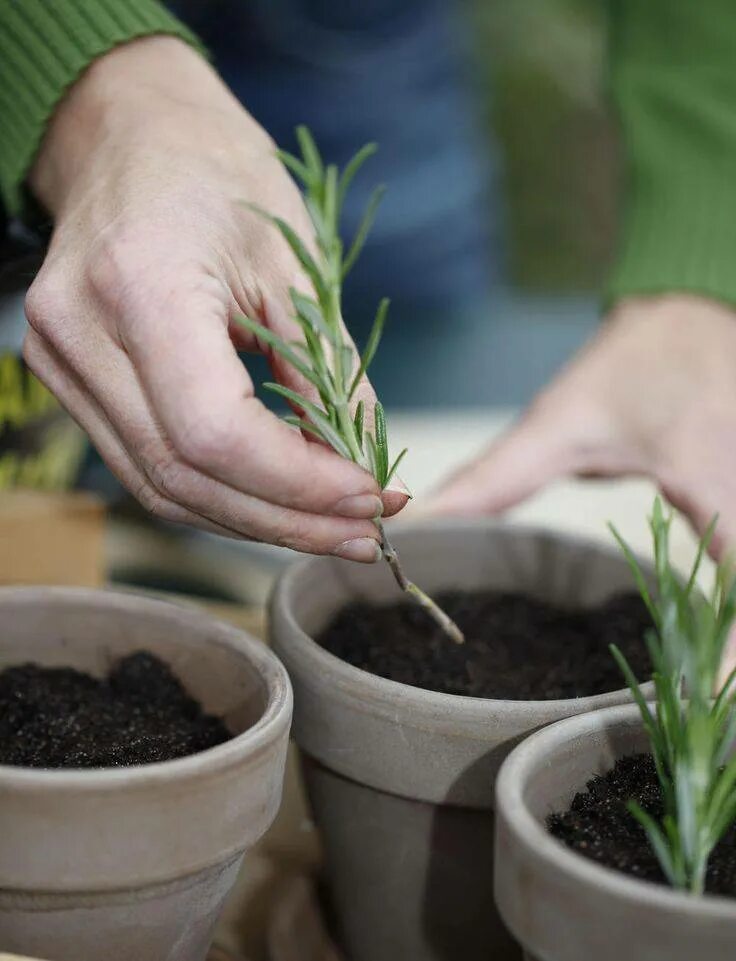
[376,520,465,644]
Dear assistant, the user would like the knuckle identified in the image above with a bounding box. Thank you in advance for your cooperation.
[272,512,322,555]
[175,417,233,470]
[24,276,66,340]
[85,225,146,310]
[133,479,170,519]
[145,452,191,502]
[250,233,292,287]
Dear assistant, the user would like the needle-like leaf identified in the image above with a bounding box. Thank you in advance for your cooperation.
[243,202,327,303]
[283,414,329,443]
[608,522,660,629]
[290,288,336,344]
[342,184,387,278]
[337,142,378,212]
[628,801,680,888]
[296,125,324,181]
[353,399,365,451]
[234,314,323,390]
[324,164,339,234]
[385,448,408,488]
[374,401,389,485]
[349,297,389,399]
[277,148,312,187]
[264,382,351,460]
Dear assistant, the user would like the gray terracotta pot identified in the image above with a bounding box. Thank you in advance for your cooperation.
[270,521,651,961]
[0,587,293,961]
[495,702,736,961]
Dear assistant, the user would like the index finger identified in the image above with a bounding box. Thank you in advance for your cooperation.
[121,279,382,519]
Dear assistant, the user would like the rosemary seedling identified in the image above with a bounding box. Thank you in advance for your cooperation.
[610,498,736,894]
[237,126,463,644]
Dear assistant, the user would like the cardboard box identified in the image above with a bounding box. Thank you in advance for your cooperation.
[0,490,105,587]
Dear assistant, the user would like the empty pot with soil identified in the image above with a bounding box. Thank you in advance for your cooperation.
[270,521,655,961]
[495,702,736,961]
[0,587,292,961]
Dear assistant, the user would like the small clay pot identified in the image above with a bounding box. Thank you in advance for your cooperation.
[271,521,652,961]
[0,587,292,961]
[495,702,736,961]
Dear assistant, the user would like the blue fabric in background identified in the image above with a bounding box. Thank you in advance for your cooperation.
[162,1,600,413]
[169,0,501,332]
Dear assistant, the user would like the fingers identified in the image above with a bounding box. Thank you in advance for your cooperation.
[659,478,736,564]
[22,330,245,539]
[89,261,381,517]
[29,264,382,521]
[422,339,654,517]
[422,403,581,516]
[23,321,382,559]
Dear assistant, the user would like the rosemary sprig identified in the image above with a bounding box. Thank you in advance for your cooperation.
[237,126,463,645]
[610,498,736,894]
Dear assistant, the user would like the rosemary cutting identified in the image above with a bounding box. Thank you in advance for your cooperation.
[236,126,464,645]
[610,498,736,894]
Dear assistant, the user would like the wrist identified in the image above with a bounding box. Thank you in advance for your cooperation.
[608,293,736,328]
[30,36,269,215]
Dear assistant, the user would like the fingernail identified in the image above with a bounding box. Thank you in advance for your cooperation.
[385,474,412,498]
[333,538,382,563]
[334,494,384,519]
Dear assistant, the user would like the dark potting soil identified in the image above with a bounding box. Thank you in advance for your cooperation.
[0,651,232,768]
[318,590,652,700]
[548,753,736,897]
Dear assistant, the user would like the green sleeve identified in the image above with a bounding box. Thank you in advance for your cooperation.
[0,0,204,217]
[606,0,736,308]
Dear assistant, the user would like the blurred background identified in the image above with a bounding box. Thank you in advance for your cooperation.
[0,0,625,599]
[1,0,617,404]
[171,0,617,409]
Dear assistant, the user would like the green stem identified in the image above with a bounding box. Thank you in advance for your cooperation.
[376,520,465,645]
[689,857,707,896]
[337,400,363,463]
[324,259,365,465]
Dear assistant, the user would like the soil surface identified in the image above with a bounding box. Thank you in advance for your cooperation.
[0,651,232,768]
[549,753,736,896]
[318,590,651,699]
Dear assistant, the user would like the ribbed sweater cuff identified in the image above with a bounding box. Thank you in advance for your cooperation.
[606,81,736,309]
[0,0,204,217]
[605,0,736,310]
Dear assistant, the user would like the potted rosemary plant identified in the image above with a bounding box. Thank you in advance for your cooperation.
[495,501,736,961]
[263,130,656,961]
[0,587,292,961]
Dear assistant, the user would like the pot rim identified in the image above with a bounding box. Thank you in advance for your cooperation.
[0,585,292,792]
[496,701,736,918]
[272,518,653,722]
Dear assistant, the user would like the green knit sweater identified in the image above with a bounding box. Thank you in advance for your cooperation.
[606,0,736,307]
[0,0,734,308]
[0,0,201,215]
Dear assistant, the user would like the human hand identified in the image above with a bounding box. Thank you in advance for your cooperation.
[427,294,736,561]
[23,37,406,559]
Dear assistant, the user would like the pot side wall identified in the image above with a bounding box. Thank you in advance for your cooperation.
[0,588,292,961]
[495,704,736,961]
[271,522,652,961]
